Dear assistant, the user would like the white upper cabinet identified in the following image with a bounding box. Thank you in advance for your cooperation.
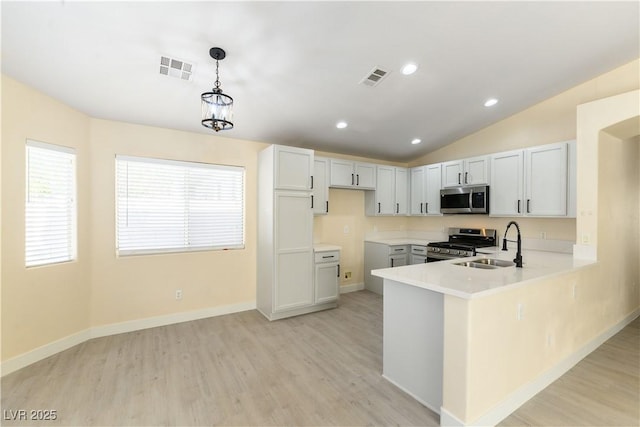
[312,157,329,215]
[489,150,524,216]
[525,143,568,216]
[274,145,314,191]
[329,159,376,189]
[490,141,573,218]
[410,163,442,216]
[394,167,409,215]
[365,166,409,216]
[442,155,489,187]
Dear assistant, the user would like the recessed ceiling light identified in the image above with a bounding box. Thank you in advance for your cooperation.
[411,138,422,145]
[336,121,348,129]
[484,98,499,107]
[401,63,418,75]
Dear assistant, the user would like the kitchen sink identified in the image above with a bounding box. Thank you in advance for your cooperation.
[454,258,516,270]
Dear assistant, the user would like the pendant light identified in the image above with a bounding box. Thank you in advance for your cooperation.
[201,47,234,131]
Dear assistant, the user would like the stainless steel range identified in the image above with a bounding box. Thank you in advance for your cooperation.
[426,227,497,262]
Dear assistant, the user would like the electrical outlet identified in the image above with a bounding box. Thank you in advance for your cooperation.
[343,225,350,234]
[571,281,577,299]
[517,303,524,320]
[175,289,183,300]
[581,233,590,244]
[546,333,553,347]
[540,231,547,239]
[345,271,352,279]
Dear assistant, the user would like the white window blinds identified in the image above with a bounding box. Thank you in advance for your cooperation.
[25,140,77,267]
[116,155,245,255]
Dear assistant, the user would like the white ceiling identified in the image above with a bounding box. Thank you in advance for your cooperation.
[2,1,638,162]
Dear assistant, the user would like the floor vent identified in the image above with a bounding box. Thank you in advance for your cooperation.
[360,67,389,87]
[160,56,193,81]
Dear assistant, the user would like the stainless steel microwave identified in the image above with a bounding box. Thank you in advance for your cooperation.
[440,185,489,214]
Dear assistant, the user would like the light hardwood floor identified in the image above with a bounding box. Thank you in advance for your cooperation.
[1,291,638,426]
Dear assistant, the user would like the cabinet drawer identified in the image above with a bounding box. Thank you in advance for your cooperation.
[388,245,408,255]
[315,251,340,263]
[411,245,428,255]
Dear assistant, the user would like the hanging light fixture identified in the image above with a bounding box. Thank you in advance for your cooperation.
[201,47,234,131]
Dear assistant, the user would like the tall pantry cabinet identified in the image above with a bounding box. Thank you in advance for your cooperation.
[257,145,337,320]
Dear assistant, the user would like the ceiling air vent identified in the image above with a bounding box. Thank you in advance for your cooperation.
[159,55,194,81]
[360,67,389,87]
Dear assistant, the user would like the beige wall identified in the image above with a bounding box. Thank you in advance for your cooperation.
[88,119,267,327]
[1,76,92,360]
[443,90,640,423]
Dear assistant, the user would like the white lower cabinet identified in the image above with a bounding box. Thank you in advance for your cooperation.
[314,250,340,304]
[364,242,408,295]
[258,145,337,321]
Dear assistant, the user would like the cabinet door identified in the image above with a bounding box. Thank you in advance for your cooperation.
[313,157,329,215]
[410,167,426,215]
[525,143,567,216]
[274,191,313,312]
[275,146,313,191]
[390,254,408,268]
[315,263,339,304]
[329,159,355,187]
[395,167,408,215]
[425,163,442,215]
[375,166,395,215]
[464,156,489,185]
[490,150,523,216]
[442,160,464,187]
[355,162,377,189]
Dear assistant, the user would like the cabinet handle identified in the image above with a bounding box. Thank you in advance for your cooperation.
[378,202,381,213]
[356,174,360,185]
[322,255,334,259]
[527,199,531,213]
[337,264,340,278]
[420,203,423,214]
[391,258,394,267]
[458,173,461,185]
[464,172,468,184]
[351,173,354,185]
[326,201,329,213]
[310,175,314,189]
[517,200,521,213]
[311,195,314,209]
[396,203,399,214]
[425,202,428,213]
[394,248,403,252]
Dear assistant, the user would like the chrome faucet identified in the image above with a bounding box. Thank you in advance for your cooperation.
[502,221,523,268]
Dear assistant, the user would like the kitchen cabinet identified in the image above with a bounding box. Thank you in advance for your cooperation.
[410,163,442,215]
[258,145,337,320]
[314,250,340,304]
[312,156,329,215]
[364,242,408,294]
[442,155,489,187]
[490,141,575,217]
[329,159,376,189]
[364,166,408,216]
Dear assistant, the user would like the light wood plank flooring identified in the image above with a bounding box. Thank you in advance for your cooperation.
[1,291,439,426]
[2,291,638,426]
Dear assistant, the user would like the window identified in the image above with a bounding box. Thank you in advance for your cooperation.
[116,155,244,255]
[25,140,77,267]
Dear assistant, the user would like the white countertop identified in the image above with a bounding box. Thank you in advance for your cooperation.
[364,238,433,246]
[314,244,342,252]
[371,247,596,299]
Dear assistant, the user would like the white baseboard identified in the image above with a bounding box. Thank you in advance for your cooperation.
[90,300,256,338]
[1,329,91,377]
[440,308,640,426]
[1,300,256,377]
[339,282,364,294]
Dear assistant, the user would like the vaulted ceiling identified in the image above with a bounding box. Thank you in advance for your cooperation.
[2,1,638,161]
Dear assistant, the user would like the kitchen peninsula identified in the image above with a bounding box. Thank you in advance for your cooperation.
[372,248,596,426]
